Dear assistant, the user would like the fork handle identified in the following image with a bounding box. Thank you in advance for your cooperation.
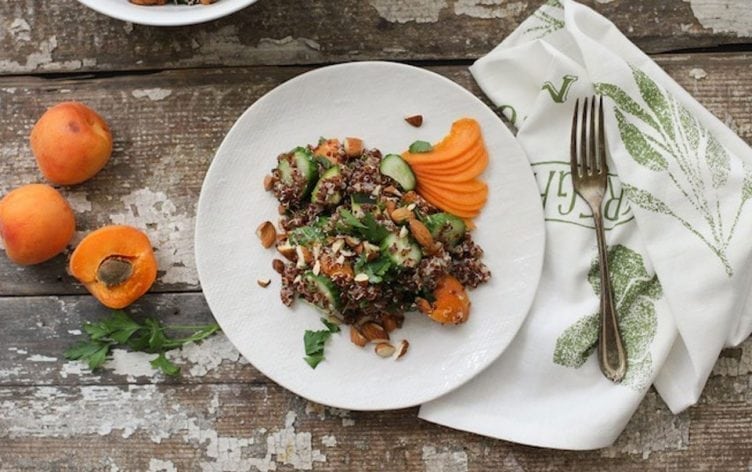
[593,209,627,382]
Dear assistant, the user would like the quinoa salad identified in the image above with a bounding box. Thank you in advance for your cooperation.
[257,136,491,364]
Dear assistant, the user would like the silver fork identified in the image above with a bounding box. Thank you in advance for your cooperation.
[570,96,627,383]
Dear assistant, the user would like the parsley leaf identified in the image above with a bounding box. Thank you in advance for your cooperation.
[337,209,389,244]
[304,329,331,355]
[354,255,393,283]
[338,208,367,229]
[64,340,113,370]
[150,352,181,377]
[288,217,330,246]
[302,318,341,369]
[320,317,341,333]
[304,354,325,369]
[64,310,221,376]
[360,213,390,243]
[409,140,433,153]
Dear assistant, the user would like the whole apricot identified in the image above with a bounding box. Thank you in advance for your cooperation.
[30,102,113,185]
[69,225,158,309]
[0,184,76,265]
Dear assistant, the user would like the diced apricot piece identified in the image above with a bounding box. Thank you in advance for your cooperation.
[69,225,157,309]
[313,138,342,164]
[30,101,113,185]
[0,184,76,265]
[416,275,471,325]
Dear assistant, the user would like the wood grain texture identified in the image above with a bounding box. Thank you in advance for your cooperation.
[2,54,752,296]
[1,0,752,75]
[2,9,752,465]
[0,344,751,470]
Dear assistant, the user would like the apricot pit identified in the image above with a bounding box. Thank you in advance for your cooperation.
[70,225,157,309]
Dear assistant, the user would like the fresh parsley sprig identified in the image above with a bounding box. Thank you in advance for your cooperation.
[64,310,220,376]
[303,317,341,369]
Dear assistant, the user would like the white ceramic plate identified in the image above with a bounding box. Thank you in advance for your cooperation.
[76,0,257,26]
[195,62,545,410]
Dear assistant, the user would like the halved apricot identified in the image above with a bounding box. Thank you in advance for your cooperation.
[69,225,157,309]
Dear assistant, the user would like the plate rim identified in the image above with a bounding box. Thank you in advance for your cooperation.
[75,0,258,26]
[195,60,546,410]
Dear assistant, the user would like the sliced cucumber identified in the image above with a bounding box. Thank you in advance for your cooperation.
[380,154,416,191]
[425,213,466,247]
[350,193,376,218]
[380,233,422,269]
[304,272,341,313]
[277,147,317,197]
[293,148,318,191]
[311,165,343,206]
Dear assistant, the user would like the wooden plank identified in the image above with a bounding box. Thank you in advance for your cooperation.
[2,54,752,297]
[1,0,752,75]
[1,290,752,469]
[0,292,261,387]
[0,380,751,470]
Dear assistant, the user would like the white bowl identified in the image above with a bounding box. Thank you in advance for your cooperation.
[76,0,258,26]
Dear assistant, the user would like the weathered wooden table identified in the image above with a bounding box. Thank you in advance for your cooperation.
[2,1,752,470]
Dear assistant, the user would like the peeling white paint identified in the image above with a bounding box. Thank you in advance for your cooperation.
[454,0,527,19]
[684,0,752,37]
[106,349,159,379]
[370,0,447,23]
[66,192,93,213]
[422,446,468,472]
[168,334,243,376]
[689,67,708,80]
[9,18,31,42]
[257,36,321,52]
[0,35,56,72]
[59,361,89,379]
[0,366,23,378]
[109,188,196,285]
[321,434,337,447]
[187,25,322,65]
[59,334,239,380]
[26,354,57,362]
[148,458,177,472]
[260,411,326,470]
[0,35,96,73]
[68,329,83,335]
[8,347,28,355]
[132,88,173,102]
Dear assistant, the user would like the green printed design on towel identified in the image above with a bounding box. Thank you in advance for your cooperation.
[553,245,661,391]
[522,0,565,40]
[596,66,752,277]
[498,104,518,126]
[542,74,578,103]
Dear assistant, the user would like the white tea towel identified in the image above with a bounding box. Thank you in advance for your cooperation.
[419,0,752,449]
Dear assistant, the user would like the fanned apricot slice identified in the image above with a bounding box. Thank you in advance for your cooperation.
[401,118,490,221]
[402,118,481,165]
[69,225,158,309]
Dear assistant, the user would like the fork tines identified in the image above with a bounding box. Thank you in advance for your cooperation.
[570,96,607,178]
